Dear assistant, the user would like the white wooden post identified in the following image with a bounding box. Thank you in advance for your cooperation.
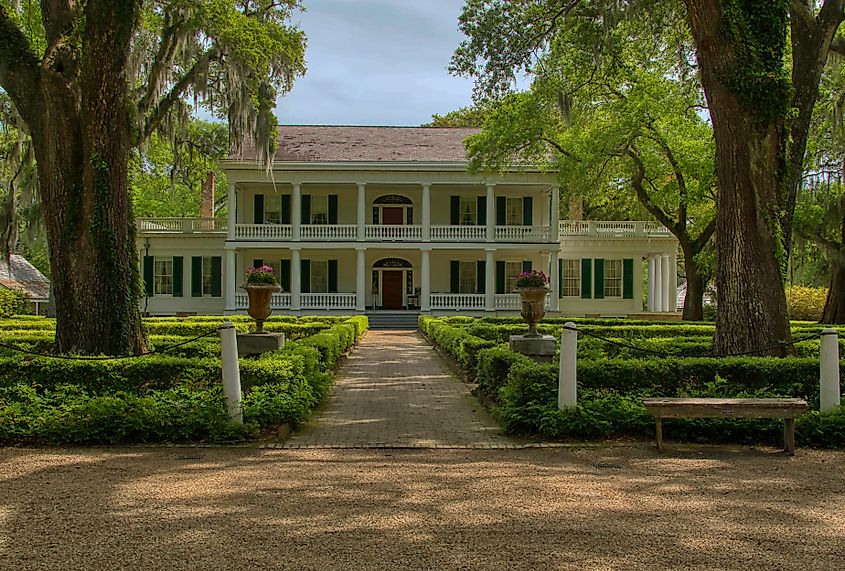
[559,321,577,408]
[220,322,243,423]
[820,328,841,412]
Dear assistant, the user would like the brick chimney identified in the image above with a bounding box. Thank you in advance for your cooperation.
[201,171,215,220]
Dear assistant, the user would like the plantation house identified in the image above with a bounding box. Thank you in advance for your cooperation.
[137,126,678,316]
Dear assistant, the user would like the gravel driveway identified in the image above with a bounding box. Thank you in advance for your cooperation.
[2,445,843,570]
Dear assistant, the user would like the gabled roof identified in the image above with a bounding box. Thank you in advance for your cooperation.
[238,126,480,163]
[0,254,50,301]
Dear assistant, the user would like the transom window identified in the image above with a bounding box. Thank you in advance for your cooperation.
[311,260,329,293]
[459,261,477,294]
[460,197,477,225]
[505,261,522,292]
[311,196,329,225]
[562,259,580,297]
[154,258,173,295]
[505,197,523,225]
[264,195,282,224]
[604,259,623,297]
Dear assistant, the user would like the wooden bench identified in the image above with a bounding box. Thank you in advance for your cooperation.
[642,398,809,455]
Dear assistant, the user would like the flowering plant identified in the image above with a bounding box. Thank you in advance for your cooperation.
[245,264,277,285]
[513,269,550,288]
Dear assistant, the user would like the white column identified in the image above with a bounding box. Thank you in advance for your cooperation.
[661,253,671,313]
[550,250,560,311]
[550,186,560,241]
[653,255,663,313]
[485,249,495,311]
[291,248,301,310]
[559,322,577,408]
[292,183,301,241]
[486,183,495,242]
[422,184,431,241]
[226,180,236,240]
[421,248,431,311]
[356,248,366,311]
[820,328,841,411]
[220,322,242,423]
[647,256,656,312]
[357,183,366,240]
[669,251,678,312]
[225,249,236,311]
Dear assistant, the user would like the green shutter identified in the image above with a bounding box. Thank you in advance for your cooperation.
[143,256,154,297]
[496,196,506,225]
[594,258,605,299]
[522,260,532,273]
[477,196,486,226]
[407,207,413,225]
[523,196,533,225]
[301,194,311,224]
[191,257,202,297]
[477,260,486,294]
[328,260,338,293]
[581,259,592,299]
[281,195,291,224]
[450,261,460,293]
[211,257,222,297]
[328,195,338,224]
[252,259,263,269]
[450,196,460,225]
[172,256,183,297]
[254,194,264,224]
[280,259,291,292]
[496,261,506,294]
[301,259,311,293]
[559,258,564,298]
[623,258,634,299]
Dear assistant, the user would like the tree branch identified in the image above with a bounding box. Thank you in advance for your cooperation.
[137,13,192,121]
[0,6,42,127]
[691,216,717,253]
[40,0,76,45]
[626,146,678,236]
[644,124,688,228]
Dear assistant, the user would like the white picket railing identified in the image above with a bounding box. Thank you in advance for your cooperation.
[234,224,292,240]
[364,224,422,241]
[430,225,487,241]
[429,293,486,310]
[495,293,552,310]
[495,225,551,242]
[559,220,672,237]
[235,292,292,309]
[137,218,225,234]
[300,293,357,309]
[300,224,357,240]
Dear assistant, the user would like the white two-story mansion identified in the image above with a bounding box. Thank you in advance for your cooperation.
[137,126,679,317]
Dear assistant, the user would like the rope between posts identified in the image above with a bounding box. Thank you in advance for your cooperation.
[0,327,221,361]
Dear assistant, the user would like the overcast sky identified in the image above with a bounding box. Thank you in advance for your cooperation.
[275,0,475,126]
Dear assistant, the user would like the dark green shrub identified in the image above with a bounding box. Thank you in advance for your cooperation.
[0,289,31,317]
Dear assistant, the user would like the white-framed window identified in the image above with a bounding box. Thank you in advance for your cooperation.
[562,259,580,297]
[201,257,213,295]
[604,259,623,297]
[311,260,329,293]
[154,258,173,295]
[264,195,282,224]
[459,261,477,293]
[311,196,329,224]
[505,261,523,292]
[460,197,477,225]
[506,197,523,225]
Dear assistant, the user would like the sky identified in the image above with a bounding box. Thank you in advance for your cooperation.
[275,0,476,126]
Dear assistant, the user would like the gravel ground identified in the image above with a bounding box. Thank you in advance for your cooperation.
[1,445,843,570]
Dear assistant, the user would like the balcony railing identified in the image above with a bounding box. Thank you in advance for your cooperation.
[301,224,357,240]
[559,220,672,237]
[235,292,292,309]
[494,293,552,310]
[430,225,486,241]
[365,224,423,241]
[230,292,553,311]
[137,218,225,234]
[301,293,357,309]
[495,225,551,242]
[430,293,486,310]
[235,224,291,240]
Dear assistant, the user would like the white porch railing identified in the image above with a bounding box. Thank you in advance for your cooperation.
[495,225,551,242]
[301,293,357,309]
[559,220,673,237]
[235,224,292,240]
[365,224,423,241]
[235,292,292,309]
[430,225,486,241]
[301,224,357,240]
[137,218,225,234]
[494,293,552,310]
[430,293,486,310]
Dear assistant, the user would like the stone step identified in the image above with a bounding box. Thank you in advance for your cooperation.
[366,312,420,330]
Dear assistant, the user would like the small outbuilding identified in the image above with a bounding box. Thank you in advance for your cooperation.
[0,254,50,315]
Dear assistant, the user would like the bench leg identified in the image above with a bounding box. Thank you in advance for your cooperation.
[784,418,796,456]
[655,418,663,452]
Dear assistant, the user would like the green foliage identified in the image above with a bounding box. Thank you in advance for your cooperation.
[424,105,489,127]
[786,286,828,321]
[0,288,30,317]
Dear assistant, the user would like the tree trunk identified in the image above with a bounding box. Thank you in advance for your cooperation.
[820,251,845,323]
[681,246,706,321]
[685,1,793,356]
[26,1,145,355]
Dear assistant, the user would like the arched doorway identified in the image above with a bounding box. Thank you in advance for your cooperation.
[373,257,413,310]
[373,194,413,225]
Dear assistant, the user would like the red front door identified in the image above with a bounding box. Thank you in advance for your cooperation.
[381,271,404,309]
[382,207,404,225]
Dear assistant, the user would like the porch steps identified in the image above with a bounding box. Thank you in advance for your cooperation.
[366,311,421,330]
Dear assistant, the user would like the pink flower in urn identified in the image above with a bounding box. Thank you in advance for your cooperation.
[246,264,277,285]
[513,269,550,288]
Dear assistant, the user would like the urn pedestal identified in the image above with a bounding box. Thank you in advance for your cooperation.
[511,286,554,362]
[240,283,280,334]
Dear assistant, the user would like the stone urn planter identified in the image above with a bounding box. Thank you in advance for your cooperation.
[517,286,550,338]
[240,283,280,333]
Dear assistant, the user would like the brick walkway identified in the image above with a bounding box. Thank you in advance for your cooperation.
[282,330,521,449]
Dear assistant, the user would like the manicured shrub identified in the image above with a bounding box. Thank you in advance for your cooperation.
[786,286,828,322]
[0,289,31,317]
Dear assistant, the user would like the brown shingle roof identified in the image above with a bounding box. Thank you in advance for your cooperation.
[0,255,50,301]
[238,126,481,163]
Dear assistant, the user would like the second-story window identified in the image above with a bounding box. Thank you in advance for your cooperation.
[460,197,477,225]
[264,195,282,224]
[311,196,329,224]
[506,197,523,225]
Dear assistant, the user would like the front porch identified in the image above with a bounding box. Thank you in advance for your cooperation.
[232,292,552,312]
